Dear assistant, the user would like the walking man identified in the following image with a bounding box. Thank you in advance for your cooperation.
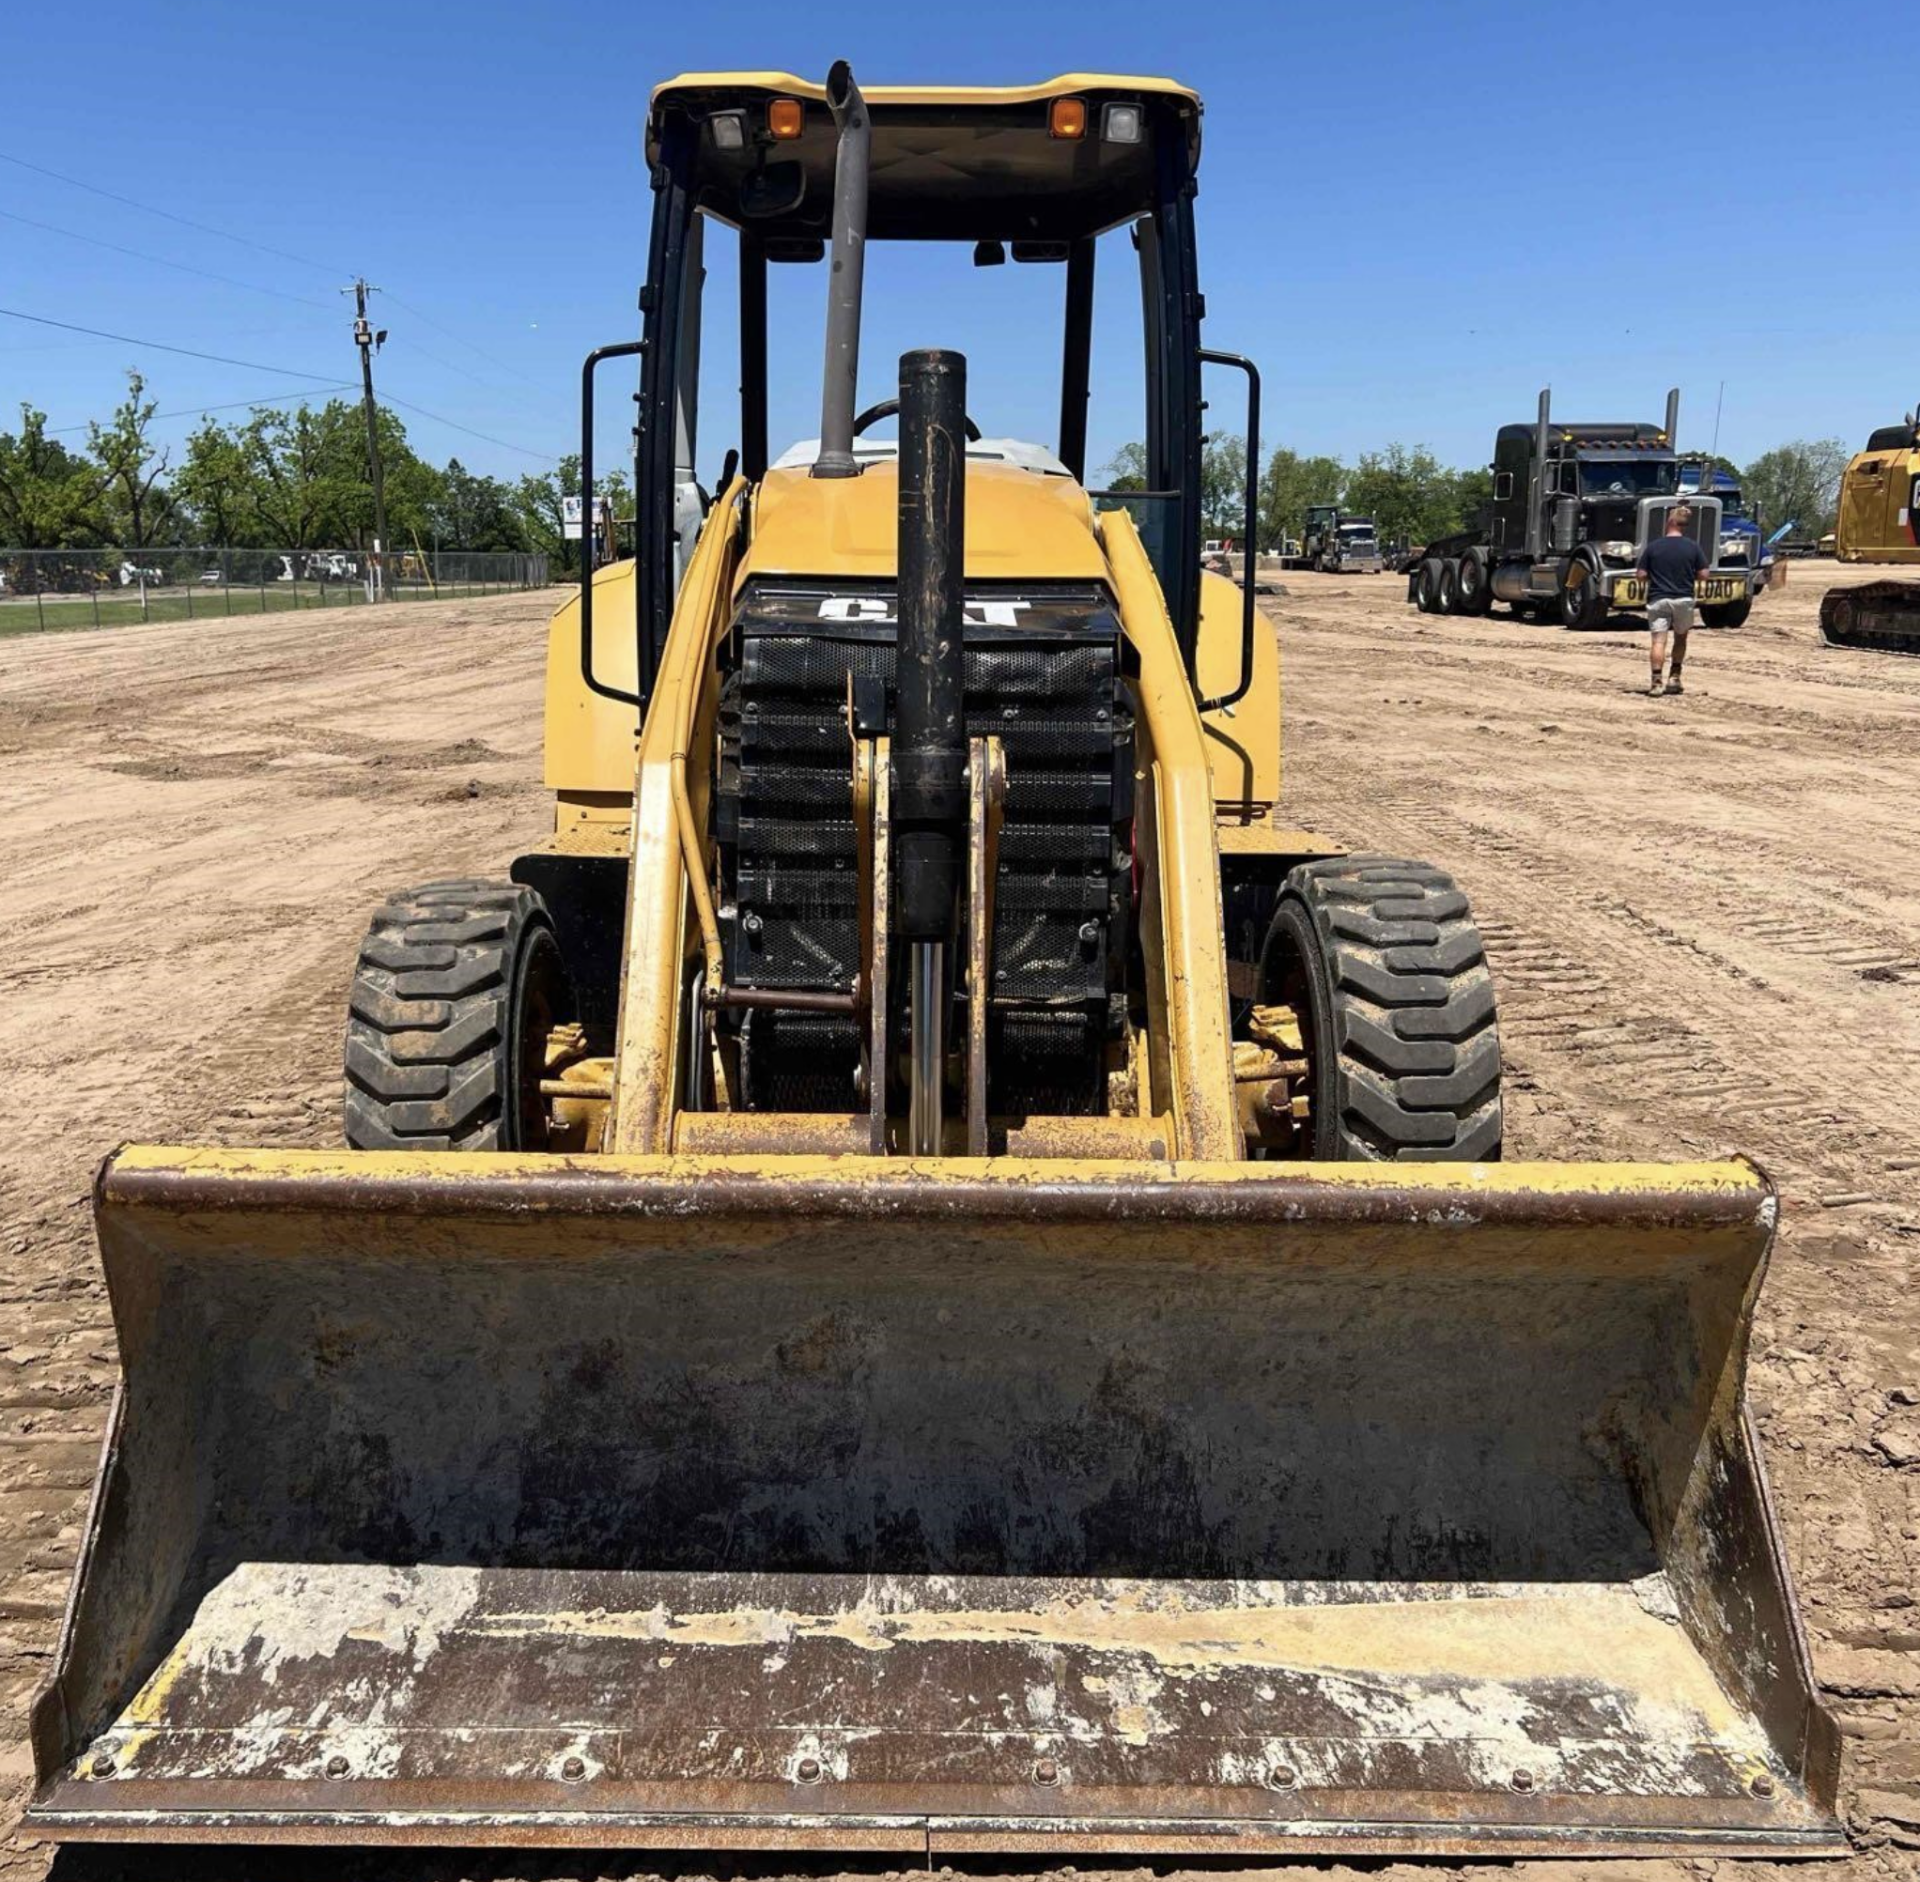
[1636,505,1708,695]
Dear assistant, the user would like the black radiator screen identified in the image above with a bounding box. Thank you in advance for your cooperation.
[715,581,1132,1115]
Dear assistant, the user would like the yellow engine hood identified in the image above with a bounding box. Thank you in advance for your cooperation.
[740,459,1108,589]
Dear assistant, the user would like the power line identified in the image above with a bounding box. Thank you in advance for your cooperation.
[0,206,337,312]
[46,385,359,436]
[0,149,344,279]
[382,392,557,462]
[383,292,540,387]
[0,306,342,382]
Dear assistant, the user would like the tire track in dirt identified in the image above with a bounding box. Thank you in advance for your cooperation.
[1280,572,1920,1872]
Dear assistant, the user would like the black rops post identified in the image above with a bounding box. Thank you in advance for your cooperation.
[894,348,968,1155]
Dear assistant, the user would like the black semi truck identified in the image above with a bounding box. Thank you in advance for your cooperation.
[1410,388,1758,629]
[1302,506,1384,573]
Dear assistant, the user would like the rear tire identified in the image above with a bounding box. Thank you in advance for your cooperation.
[1435,560,1460,615]
[1259,857,1502,1161]
[1415,559,1442,612]
[1700,597,1752,629]
[344,879,572,1151]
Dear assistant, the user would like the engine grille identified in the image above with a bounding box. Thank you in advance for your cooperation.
[1640,496,1723,562]
[716,581,1132,1115]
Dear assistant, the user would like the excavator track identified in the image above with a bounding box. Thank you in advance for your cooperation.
[1820,580,1920,653]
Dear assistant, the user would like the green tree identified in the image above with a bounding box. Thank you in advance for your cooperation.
[1342,443,1459,546]
[1742,439,1850,537]
[1257,447,1345,549]
[431,458,529,551]
[515,455,628,572]
[1095,441,1149,493]
[0,405,109,546]
[88,371,176,551]
[1443,464,1493,536]
[1199,429,1246,539]
[241,406,351,548]
[175,418,258,546]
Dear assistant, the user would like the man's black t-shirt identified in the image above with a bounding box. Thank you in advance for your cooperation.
[1639,533,1709,600]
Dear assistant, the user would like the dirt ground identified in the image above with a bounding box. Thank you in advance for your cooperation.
[0,563,1914,1881]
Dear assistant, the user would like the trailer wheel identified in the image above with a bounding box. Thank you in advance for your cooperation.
[1259,857,1502,1161]
[1701,597,1752,629]
[1456,549,1493,615]
[1435,560,1460,615]
[1414,559,1442,612]
[344,880,574,1151]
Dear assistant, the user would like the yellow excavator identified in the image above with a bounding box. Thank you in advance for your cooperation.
[29,68,1840,1860]
[1823,408,1920,651]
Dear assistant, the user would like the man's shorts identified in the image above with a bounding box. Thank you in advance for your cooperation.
[1648,596,1696,633]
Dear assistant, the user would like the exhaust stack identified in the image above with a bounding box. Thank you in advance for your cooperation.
[812,62,870,479]
[894,349,968,1154]
[1665,385,1681,445]
[1528,386,1551,557]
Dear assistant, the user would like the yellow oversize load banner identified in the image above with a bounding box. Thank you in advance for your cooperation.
[29,1149,1841,1858]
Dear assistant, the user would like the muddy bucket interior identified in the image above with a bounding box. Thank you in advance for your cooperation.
[29,1150,1840,1857]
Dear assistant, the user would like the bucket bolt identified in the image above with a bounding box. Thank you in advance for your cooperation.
[559,1755,587,1782]
[324,1755,350,1778]
[87,1753,114,1779]
[1750,1771,1776,1799]
[1509,1767,1536,1793]
[1266,1763,1297,1790]
[1032,1756,1062,1787]
[794,1755,825,1784]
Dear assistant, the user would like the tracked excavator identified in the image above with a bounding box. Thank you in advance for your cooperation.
[1823,407,1920,651]
[29,68,1840,1860]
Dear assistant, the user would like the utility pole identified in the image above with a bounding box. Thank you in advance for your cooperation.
[347,278,388,600]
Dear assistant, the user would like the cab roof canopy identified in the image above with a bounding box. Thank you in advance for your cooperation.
[647,72,1203,243]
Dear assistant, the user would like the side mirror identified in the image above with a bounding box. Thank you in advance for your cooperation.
[972,239,1007,267]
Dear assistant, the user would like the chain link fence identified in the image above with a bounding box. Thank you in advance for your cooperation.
[0,547,551,635]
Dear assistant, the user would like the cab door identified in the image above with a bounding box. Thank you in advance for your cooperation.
[1838,453,1891,556]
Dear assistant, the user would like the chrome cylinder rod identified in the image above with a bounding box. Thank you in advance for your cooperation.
[908,941,945,1156]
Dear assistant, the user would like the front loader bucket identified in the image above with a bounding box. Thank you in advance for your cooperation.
[30,1149,1840,1859]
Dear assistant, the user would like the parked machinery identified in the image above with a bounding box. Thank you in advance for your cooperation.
[26,67,1840,1864]
[1412,389,1759,628]
[1301,504,1384,573]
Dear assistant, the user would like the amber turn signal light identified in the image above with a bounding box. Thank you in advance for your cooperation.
[1048,97,1087,140]
[769,98,804,140]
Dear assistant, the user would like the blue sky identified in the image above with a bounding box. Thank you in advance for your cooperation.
[2,0,1913,491]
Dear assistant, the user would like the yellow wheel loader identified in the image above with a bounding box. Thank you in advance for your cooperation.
[30,67,1840,1860]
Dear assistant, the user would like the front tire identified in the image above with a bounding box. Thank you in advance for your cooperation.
[344,879,573,1151]
[1700,597,1752,629]
[1456,548,1493,615]
[1258,857,1502,1161]
[1558,564,1608,630]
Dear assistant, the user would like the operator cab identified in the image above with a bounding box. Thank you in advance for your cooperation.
[586,71,1251,710]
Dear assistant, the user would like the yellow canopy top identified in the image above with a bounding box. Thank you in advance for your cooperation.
[646,72,1203,242]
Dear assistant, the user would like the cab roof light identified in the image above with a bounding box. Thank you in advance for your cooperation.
[1048,96,1087,140]
[709,110,747,151]
[1101,101,1143,145]
[768,97,804,140]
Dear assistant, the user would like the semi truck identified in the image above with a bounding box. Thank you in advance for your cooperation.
[1409,388,1759,629]
[1301,505,1383,572]
[1678,459,1773,590]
